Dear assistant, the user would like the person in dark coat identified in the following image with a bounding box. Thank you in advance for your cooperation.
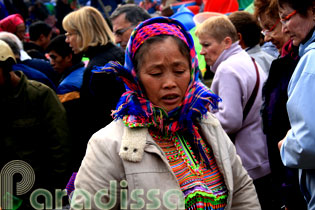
[46,34,86,170]
[62,6,125,143]
[255,0,307,209]
[0,39,72,209]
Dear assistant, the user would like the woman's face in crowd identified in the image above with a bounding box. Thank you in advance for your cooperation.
[16,23,26,41]
[65,30,80,54]
[198,34,226,66]
[138,37,191,112]
[259,12,289,50]
[279,4,315,46]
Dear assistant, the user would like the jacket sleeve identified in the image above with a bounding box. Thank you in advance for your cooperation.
[200,113,261,209]
[211,65,245,134]
[281,51,315,169]
[71,125,124,210]
[38,83,73,188]
[226,133,261,210]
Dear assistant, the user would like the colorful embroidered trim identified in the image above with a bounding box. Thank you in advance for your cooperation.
[150,129,228,210]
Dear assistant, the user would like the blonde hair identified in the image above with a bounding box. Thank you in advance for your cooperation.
[195,15,238,43]
[62,6,114,52]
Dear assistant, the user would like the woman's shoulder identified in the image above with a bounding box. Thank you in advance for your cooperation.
[199,112,221,127]
[89,119,125,146]
[87,43,124,67]
[198,112,233,158]
[89,119,149,163]
[297,44,315,75]
[224,50,252,68]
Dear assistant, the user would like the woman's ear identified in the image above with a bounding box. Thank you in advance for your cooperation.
[223,37,233,49]
[237,32,242,41]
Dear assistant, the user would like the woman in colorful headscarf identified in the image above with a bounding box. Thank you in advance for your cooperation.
[0,14,25,41]
[70,17,260,210]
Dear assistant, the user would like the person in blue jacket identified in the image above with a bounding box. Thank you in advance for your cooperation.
[277,0,315,209]
[46,34,84,101]
[46,34,86,170]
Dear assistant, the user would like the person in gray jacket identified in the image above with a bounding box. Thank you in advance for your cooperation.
[228,11,276,75]
[70,17,260,210]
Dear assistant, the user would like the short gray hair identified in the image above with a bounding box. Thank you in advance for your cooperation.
[110,4,151,26]
[0,32,22,57]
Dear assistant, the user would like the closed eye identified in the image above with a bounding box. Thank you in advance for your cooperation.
[175,70,186,74]
[149,72,162,76]
[201,42,211,48]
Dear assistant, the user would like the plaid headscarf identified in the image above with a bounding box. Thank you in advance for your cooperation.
[94,17,221,133]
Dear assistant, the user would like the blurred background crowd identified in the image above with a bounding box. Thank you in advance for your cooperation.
[1,0,315,209]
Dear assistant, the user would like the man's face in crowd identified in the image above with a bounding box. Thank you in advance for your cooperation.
[48,50,71,74]
[112,13,136,50]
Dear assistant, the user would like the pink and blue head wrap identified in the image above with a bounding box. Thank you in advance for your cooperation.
[93,17,221,133]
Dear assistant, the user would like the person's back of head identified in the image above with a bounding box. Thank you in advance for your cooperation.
[195,15,238,43]
[62,6,114,53]
[110,4,151,26]
[0,31,23,54]
[29,21,52,41]
[0,35,21,60]
[46,34,82,65]
[29,1,50,21]
[228,11,262,48]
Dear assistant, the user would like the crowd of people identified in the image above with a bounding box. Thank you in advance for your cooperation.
[1,0,315,209]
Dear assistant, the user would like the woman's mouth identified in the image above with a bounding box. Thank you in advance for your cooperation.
[162,94,180,104]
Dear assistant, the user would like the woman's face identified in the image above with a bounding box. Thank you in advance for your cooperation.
[138,37,191,112]
[65,30,81,54]
[16,23,26,41]
[198,34,227,66]
[279,4,315,46]
[259,12,290,50]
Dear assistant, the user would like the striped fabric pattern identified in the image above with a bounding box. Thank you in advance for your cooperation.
[150,129,228,210]
[131,22,188,59]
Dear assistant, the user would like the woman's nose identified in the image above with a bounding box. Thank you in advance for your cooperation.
[162,74,177,88]
[281,24,289,34]
[200,48,206,55]
[65,36,70,43]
